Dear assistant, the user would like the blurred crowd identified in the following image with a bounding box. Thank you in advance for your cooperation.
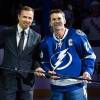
[0,0,100,40]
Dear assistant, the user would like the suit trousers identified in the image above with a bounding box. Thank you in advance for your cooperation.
[0,89,33,100]
[0,76,33,100]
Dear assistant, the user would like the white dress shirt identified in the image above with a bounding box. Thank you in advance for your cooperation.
[16,24,29,50]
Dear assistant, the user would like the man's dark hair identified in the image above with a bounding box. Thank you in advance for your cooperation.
[49,9,65,18]
[18,6,34,15]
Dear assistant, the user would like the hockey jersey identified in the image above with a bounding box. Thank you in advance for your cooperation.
[40,28,96,91]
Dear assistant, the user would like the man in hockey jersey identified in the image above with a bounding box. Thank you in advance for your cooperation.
[40,9,96,100]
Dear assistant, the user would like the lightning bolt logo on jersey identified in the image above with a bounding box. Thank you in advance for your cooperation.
[50,48,72,71]
[40,28,96,78]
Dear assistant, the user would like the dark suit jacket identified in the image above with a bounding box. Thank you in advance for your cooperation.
[0,26,41,91]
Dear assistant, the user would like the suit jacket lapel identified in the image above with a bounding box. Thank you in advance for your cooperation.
[22,29,34,55]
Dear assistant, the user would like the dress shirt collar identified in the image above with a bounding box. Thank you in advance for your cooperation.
[17,24,29,35]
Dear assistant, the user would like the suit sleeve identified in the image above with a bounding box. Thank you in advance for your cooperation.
[32,34,41,70]
[23,34,41,86]
[0,27,8,48]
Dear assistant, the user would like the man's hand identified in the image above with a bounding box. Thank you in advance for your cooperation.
[82,72,91,80]
[48,70,60,80]
[82,72,92,83]
[34,67,45,77]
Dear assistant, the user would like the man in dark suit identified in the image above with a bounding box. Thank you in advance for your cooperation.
[0,6,45,100]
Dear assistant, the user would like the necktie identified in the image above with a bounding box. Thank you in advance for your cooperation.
[18,30,25,54]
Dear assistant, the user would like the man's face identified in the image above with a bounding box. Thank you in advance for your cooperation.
[18,10,34,29]
[50,13,66,31]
